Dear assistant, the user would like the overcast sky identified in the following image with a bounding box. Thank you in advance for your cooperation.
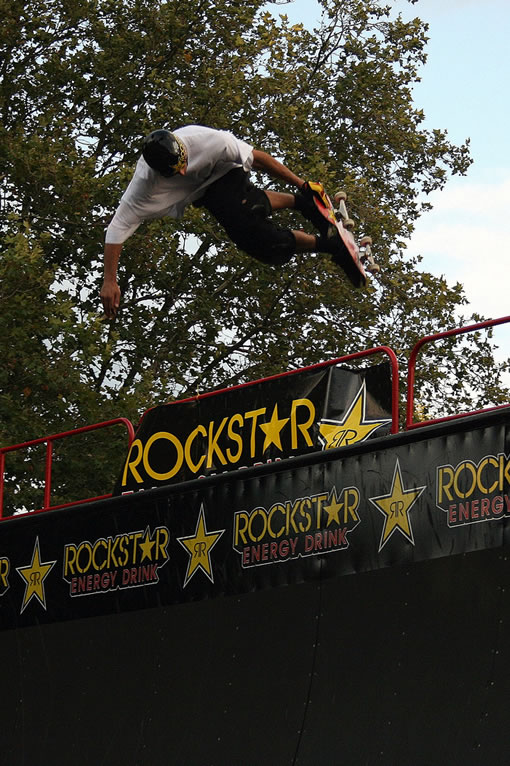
[271,0,510,357]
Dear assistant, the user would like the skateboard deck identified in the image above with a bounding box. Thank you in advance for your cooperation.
[308,181,368,288]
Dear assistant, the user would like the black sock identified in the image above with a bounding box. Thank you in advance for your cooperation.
[294,188,312,214]
[315,233,327,252]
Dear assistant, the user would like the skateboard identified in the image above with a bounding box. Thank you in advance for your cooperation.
[308,181,380,287]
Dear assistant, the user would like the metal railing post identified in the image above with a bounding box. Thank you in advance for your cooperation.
[407,315,510,429]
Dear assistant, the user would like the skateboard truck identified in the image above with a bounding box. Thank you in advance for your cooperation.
[333,191,380,275]
[359,236,380,275]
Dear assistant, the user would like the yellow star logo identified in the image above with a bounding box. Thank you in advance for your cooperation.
[16,537,56,613]
[322,487,361,528]
[259,404,290,453]
[369,460,426,552]
[323,488,343,526]
[319,383,390,450]
[178,505,224,587]
[139,527,156,562]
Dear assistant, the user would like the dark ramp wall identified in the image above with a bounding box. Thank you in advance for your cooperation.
[1,410,509,765]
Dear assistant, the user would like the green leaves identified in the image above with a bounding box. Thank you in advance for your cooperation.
[1,0,507,510]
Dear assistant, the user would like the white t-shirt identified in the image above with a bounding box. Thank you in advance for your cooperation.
[105,126,254,244]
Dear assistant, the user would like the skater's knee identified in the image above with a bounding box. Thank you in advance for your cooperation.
[237,229,296,266]
[241,187,272,218]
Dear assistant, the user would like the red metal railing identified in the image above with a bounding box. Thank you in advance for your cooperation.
[3,320,510,517]
[406,315,510,429]
[0,349,399,519]
[0,418,135,519]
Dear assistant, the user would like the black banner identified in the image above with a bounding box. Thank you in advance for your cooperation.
[1,411,510,631]
[115,362,392,494]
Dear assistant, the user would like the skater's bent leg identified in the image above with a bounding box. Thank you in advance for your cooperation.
[293,229,342,257]
[264,190,296,211]
[292,230,318,252]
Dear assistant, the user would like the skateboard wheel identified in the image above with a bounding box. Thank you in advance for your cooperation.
[343,218,355,230]
[334,190,347,203]
[366,263,381,274]
[360,236,372,246]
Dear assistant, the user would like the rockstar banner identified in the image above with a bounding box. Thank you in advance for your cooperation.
[114,362,393,494]
[1,409,510,631]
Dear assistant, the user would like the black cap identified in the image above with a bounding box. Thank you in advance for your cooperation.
[142,130,187,176]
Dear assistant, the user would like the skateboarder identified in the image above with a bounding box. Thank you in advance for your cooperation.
[100,125,340,318]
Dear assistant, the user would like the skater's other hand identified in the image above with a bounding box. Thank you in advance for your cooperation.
[100,279,121,319]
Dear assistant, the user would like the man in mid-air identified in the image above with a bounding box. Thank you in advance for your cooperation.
[100,125,343,318]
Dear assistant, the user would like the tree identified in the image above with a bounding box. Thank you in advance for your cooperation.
[1,0,508,506]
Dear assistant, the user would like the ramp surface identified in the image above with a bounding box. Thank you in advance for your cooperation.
[2,547,509,765]
[1,410,510,764]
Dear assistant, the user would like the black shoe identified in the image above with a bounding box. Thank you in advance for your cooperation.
[316,224,346,259]
[294,182,330,235]
[317,226,366,287]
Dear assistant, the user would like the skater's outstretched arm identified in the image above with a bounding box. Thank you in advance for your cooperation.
[251,150,305,189]
[101,242,122,318]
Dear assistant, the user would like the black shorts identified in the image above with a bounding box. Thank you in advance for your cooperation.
[197,168,296,265]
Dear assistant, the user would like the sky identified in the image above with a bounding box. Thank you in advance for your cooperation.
[269,0,510,358]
